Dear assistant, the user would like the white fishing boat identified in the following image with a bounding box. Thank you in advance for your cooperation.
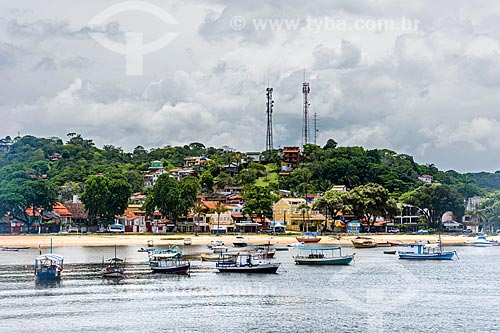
[473,235,494,247]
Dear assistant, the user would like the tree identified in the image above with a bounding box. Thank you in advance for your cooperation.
[347,183,396,231]
[313,189,351,231]
[242,186,277,226]
[401,183,464,228]
[210,201,229,234]
[146,175,200,229]
[81,175,132,226]
[192,202,205,233]
[297,202,310,232]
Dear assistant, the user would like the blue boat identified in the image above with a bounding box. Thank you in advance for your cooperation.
[294,247,355,265]
[148,246,190,275]
[34,254,64,280]
[398,243,456,260]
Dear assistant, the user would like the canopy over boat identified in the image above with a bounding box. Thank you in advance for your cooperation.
[35,254,64,262]
[297,246,341,251]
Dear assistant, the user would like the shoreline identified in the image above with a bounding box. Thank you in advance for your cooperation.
[0,233,494,248]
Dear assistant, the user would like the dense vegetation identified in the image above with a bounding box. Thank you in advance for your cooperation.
[0,134,498,230]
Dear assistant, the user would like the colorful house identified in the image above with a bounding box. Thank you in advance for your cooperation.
[273,198,326,231]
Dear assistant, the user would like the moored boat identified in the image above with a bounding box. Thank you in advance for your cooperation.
[183,238,192,246]
[398,243,457,260]
[294,247,354,265]
[34,254,64,281]
[148,246,190,275]
[296,232,322,243]
[351,237,377,248]
[102,245,125,278]
[253,241,276,258]
[473,235,494,247]
[233,236,248,248]
[102,258,125,278]
[216,253,280,273]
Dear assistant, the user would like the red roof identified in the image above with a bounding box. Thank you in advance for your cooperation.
[123,210,138,221]
[53,202,72,217]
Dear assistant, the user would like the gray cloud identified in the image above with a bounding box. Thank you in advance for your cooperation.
[2,1,500,172]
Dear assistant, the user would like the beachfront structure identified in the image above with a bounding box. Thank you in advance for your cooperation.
[115,210,146,233]
[273,198,326,232]
[206,211,235,234]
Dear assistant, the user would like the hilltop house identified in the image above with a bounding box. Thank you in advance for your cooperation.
[143,160,167,186]
[279,146,301,175]
[418,174,433,183]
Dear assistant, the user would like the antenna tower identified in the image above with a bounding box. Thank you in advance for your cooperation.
[265,86,274,153]
[302,72,310,147]
[314,111,318,145]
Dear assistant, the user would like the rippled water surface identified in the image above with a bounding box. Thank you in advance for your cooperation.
[1,245,499,332]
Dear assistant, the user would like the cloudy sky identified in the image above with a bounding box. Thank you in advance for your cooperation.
[1,0,500,172]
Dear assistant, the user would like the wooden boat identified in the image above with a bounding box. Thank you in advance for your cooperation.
[253,242,276,258]
[137,247,150,252]
[201,253,238,262]
[376,242,392,247]
[148,246,190,274]
[102,258,125,278]
[34,254,64,281]
[102,245,125,278]
[216,253,280,274]
[2,246,29,250]
[398,243,457,260]
[351,237,377,248]
[296,235,321,243]
[383,250,397,255]
[201,253,220,262]
[183,238,192,246]
[294,247,354,265]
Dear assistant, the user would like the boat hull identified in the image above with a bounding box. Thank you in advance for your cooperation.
[296,237,321,243]
[352,242,377,248]
[217,264,280,274]
[398,252,455,260]
[473,242,493,247]
[294,256,353,265]
[102,271,124,278]
[151,263,190,275]
[233,242,248,247]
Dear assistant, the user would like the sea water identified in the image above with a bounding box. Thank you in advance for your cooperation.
[0,245,499,332]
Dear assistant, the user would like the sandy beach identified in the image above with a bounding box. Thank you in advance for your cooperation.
[0,233,494,248]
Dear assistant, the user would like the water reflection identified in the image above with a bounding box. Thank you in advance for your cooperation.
[35,279,62,289]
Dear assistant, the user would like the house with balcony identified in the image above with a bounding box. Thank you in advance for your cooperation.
[280,146,301,175]
[143,161,167,186]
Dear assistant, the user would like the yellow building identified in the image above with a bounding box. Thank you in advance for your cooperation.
[273,198,326,232]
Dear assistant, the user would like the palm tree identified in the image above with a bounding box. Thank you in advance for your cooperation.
[210,201,229,235]
[298,203,310,232]
[192,202,205,233]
